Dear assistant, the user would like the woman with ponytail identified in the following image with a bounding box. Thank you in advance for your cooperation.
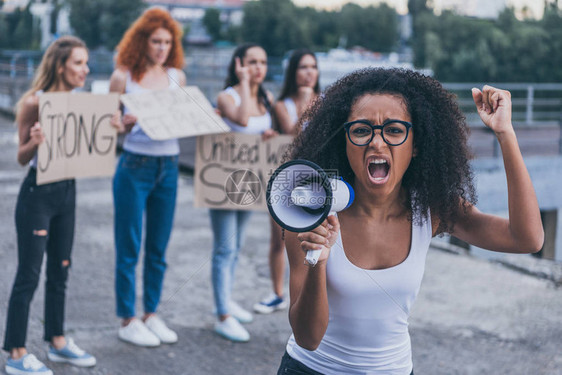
[254,49,321,316]
[210,43,275,342]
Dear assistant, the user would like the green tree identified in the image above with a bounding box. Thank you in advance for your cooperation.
[296,8,340,51]
[423,31,443,71]
[66,0,103,48]
[240,0,399,56]
[203,7,222,41]
[50,0,61,35]
[0,15,9,48]
[0,4,41,50]
[408,0,433,67]
[314,10,341,49]
[408,0,430,16]
[241,0,303,56]
[509,23,550,81]
[540,4,562,81]
[224,24,241,44]
[7,3,40,49]
[340,3,398,52]
[66,0,144,50]
[411,6,562,82]
[100,0,145,49]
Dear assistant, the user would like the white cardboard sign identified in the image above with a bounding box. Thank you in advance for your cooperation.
[194,133,294,211]
[120,86,230,140]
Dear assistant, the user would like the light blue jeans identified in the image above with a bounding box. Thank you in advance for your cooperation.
[113,150,178,318]
[209,209,253,316]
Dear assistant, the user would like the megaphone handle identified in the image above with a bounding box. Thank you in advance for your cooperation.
[305,249,323,266]
[304,211,336,266]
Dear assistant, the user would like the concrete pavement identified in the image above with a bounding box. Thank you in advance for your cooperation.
[1,115,561,375]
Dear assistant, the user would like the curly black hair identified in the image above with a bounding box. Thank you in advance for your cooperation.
[287,67,477,233]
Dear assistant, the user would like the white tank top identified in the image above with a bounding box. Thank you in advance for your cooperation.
[221,87,272,134]
[122,68,180,156]
[286,210,432,375]
[283,97,298,125]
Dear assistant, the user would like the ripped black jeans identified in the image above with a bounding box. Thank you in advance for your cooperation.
[3,168,75,351]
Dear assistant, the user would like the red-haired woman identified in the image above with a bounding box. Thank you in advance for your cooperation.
[109,8,186,348]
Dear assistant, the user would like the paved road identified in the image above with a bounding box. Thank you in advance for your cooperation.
[0,115,561,375]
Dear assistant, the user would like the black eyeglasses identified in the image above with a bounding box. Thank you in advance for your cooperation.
[344,119,413,146]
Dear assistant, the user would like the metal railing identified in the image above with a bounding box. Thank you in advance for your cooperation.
[2,48,561,156]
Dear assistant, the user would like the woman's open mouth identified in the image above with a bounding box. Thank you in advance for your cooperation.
[367,158,390,184]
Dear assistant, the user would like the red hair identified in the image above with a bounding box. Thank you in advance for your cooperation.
[115,8,185,82]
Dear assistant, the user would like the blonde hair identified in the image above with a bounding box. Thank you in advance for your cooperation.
[16,36,87,120]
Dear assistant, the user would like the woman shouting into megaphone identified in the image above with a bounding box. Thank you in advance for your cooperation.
[276,68,544,375]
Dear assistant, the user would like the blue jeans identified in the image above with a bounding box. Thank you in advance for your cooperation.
[113,151,178,318]
[209,209,252,316]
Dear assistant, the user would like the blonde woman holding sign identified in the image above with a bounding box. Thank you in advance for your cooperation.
[211,43,276,342]
[3,36,96,375]
[109,8,186,348]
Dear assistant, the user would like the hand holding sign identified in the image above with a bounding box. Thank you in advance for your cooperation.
[110,110,138,134]
[29,122,45,146]
[261,128,279,141]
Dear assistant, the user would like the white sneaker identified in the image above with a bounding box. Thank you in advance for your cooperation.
[47,338,96,367]
[118,318,160,347]
[144,315,178,344]
[229,301,253,323]
[214,316,250,342]
[253,293,288,314]
[6,354,53,375]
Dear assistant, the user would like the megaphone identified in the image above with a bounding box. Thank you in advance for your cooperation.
[266,159,354,266]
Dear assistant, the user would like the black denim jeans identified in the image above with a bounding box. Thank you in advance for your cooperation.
[277,351,414,375]
[277,351,324,375]
[3,168,75,351]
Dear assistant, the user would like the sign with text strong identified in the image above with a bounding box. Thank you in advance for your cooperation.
[194,133,293,211]
[37,92,120,185]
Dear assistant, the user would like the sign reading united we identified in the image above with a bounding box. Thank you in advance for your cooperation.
[194,133,294,211]
[120,86,230,140]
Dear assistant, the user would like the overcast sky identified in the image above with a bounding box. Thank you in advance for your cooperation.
[292,0,546,18]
